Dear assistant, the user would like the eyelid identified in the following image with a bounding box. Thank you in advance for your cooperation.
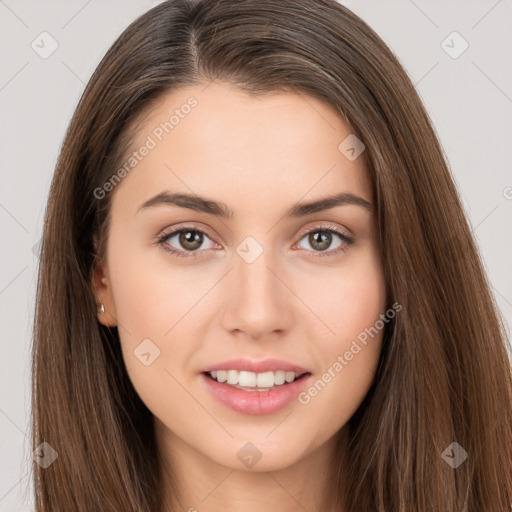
[291,223,354,258]
[156,221,354,258]
[157,222,220,244]
[155,222,221,257]
[294,221,353,241]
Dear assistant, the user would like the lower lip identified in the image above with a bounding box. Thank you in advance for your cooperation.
[200,373,312,415]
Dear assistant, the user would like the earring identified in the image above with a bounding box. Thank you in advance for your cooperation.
[98,303,105,315]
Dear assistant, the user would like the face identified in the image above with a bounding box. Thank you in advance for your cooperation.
[93,81,386,474]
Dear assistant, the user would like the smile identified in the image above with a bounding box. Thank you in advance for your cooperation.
[200,358,312,415]
[206,369,306,390]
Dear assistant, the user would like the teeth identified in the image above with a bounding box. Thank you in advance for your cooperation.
[256,371,274,388]
[227,370,238,385]
[274,370,286,385]
[239,371,257,387]
[208,369,303,388]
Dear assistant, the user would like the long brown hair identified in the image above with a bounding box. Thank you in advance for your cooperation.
[32,0,512,510]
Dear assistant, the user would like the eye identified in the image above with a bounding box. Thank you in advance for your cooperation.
[294,225,354,257]
[156,226,218,258]
[156,224,354,259]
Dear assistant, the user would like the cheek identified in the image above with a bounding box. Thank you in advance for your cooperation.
[294,251,386,427]
[107,232,205,336]
[106,234,214,404]
[302,248,386,345]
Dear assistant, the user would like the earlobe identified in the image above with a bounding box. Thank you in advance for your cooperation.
[96,300,117,327]
[91,262,118,327]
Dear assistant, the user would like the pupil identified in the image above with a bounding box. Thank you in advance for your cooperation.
[180,230,203,250]
[310,231,331,251]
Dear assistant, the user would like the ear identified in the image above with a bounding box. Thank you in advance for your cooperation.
[91,259,118,327]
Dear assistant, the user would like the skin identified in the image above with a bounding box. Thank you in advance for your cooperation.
[92,81,386,512]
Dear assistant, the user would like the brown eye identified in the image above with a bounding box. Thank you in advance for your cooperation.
[308,231,333,251]
[298,229,342,253]
[295,226,354,257]
[158,227,216,257]
[177,230,204,251]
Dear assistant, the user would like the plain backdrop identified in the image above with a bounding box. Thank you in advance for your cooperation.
[1,1,511,510]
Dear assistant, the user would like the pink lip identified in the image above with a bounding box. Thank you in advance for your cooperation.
[200,357,310,374]
[200,373,312,416]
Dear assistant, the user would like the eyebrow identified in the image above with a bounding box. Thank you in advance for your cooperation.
[136,191,372,218]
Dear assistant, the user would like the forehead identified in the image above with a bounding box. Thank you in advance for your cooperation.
[110,81,371,218]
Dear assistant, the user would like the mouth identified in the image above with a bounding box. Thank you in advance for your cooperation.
[199,360,312,415]
[203,369,310,392]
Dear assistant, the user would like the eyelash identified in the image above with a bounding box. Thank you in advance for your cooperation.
[155,224,355,259]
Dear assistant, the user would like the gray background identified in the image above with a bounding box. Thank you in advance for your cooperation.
[1,1,511,510]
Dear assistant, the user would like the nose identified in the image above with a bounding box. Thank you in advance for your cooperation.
[220,242,295,340]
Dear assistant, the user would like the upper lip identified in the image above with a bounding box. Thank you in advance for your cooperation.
[200,358,310,375]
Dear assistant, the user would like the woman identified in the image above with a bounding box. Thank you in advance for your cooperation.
[32,0,512,510]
